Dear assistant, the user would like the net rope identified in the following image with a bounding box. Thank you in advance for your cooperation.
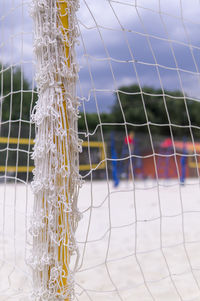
[29,0,81,300]
[1,0,200,300]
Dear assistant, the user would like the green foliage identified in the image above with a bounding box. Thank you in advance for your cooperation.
[79,84,200,138]
[78,112,115,133]
[0,64,36,179]
[0,64,37,121]
[112,84,200,137]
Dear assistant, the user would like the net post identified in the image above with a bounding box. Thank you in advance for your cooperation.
[57,1,71,300]
[30,1,81,299]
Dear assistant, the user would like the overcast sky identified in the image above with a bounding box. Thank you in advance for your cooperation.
[1,0,200,112]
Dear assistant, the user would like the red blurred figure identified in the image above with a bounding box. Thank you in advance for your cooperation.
[161,137,172,149]
[124,131,134,153]
[124,132,135,179]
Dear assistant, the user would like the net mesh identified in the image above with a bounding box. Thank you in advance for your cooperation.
[30,1,81,299]
[1,0,200,300]
[0,0,35,300]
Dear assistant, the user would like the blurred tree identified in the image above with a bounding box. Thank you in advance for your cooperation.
[0,63,36,179]
[78,84,200,138]
[0,63,36,121]
[78,112,115,134]
[111,84,200,137]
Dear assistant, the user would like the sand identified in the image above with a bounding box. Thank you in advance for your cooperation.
[1,179,200,300]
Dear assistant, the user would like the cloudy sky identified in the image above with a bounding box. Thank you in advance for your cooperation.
[1,0,200,112]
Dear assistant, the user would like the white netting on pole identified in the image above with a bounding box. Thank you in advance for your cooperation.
[29,1,81,300]
[1,0,200,301]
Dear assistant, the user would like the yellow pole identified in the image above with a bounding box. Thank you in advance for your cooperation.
[57,1,70,300]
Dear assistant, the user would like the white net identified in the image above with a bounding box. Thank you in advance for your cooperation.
[0,0,35,300]
[30,1,81,299]
[1,0,200,300]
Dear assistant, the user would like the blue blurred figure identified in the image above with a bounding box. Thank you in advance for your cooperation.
[180,138,187,185]
[111,132,119,187]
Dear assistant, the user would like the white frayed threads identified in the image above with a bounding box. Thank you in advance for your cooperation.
[30,1,81,300]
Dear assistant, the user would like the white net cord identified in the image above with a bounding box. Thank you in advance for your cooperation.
[29,1,82,300]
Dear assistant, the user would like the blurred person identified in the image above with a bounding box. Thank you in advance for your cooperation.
[160,137,173,150]
[180,139,187,185]
[123,131,135,180]
[111,132,120,187]
[159,137,173,179]
[124,131,135,153]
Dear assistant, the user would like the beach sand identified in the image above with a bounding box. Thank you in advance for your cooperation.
[1,179,200,300]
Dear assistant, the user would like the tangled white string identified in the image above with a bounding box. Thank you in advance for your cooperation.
[2,1,200,301]
[29,1,82,300]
